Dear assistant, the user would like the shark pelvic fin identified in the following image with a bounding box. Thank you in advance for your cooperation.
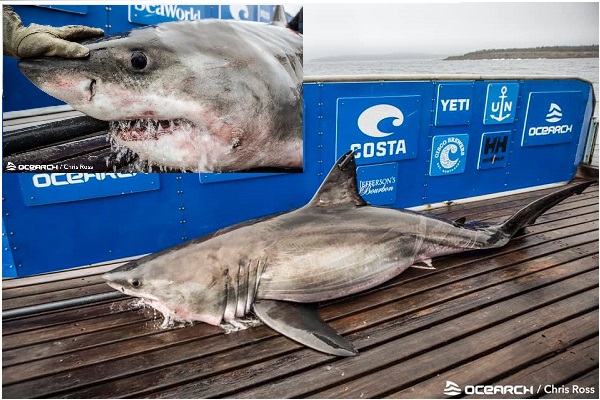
[253,299,358,357]
[307,150,368,208]
[412,259,435,269]
[271,5,288,27]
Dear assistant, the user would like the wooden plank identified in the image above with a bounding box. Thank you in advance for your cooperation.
[2,299,135,337]
[309,309,598,399]
[2,319,154,367]
[555,369,600,399]
[2,282,113,310]
[2,305,152,349]
[186,269,599,400]
[2,274,106,300]
[58,253,598,399]
[390,329,598,399]
[485,339,598,399]
[5,133,110,165]
[2,258,135,289]
[427,183,596,218]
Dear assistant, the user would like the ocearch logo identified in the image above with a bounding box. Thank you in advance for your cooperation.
[545,103,563,123]
[442,380,537,396]
[444,381,462,396]
[357,104,404,138]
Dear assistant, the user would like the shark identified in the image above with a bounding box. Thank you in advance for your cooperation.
[102,151,591,356]
[17,6,302,172]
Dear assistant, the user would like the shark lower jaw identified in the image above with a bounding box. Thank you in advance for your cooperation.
[110,118,196,141]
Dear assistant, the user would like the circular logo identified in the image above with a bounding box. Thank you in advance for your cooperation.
[433,136,467,174]
[439,143,460,169]
[229,5,250,19]
[357,104,404,138]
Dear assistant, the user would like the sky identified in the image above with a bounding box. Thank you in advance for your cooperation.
[302,2,599,61]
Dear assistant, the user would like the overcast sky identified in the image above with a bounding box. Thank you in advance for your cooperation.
[302,2,599,61]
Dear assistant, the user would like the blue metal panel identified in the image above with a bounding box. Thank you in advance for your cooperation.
[37,5,88,14]
[304,78,593,207]
[2,171,316,277]
[18,173,160,206]
[336,95,422,164]
[357,163,399,205]
[128,4,214,25]
[258,5,276,22]
[521,91,583,147]
[2,222,17,278]
[434,82,474,126]
[429,134,470,177]
[477,131,511,170]
[483,83,520,125]
[220,5,259,21]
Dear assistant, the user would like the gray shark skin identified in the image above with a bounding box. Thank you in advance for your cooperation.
[18,9,302,172]
[102,151,591,356]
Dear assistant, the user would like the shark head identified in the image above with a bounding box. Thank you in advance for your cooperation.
[18,19,303,171]
[102,250,229,326]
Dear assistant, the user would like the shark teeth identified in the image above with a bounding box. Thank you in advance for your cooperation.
[109,118,195,141]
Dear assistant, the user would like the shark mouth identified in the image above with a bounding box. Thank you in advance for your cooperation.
[110,118,196,141]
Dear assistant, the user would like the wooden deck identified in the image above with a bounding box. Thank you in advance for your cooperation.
[2,181,598,399]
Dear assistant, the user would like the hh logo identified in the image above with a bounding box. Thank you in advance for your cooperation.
[478,131,511,170]
[336,95,421,165]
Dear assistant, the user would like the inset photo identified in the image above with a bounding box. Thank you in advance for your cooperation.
[3,4,303,173]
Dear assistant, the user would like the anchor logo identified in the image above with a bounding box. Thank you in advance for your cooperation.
[490,86,512,122]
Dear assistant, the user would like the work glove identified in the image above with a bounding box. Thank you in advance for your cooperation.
[3,6,104,59]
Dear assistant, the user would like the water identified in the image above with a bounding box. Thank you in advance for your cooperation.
[305,57,599,164]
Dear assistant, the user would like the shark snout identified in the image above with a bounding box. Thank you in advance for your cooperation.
[18,58,54,86]
[18,57,97,105]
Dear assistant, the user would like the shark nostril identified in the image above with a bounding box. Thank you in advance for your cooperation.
[89,79,97,101]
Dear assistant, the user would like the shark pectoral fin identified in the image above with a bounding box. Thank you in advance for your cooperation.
[453,217,467,227]
[253,299,358,357]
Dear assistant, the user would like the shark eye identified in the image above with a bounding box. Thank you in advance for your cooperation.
[130,52,147,70]
[130,278,142,288]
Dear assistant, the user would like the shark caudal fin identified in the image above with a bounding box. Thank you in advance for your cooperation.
[306,150,367,208]
[499,181,593,238]
[271,5,288,27]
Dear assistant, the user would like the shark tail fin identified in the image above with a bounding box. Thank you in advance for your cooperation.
[271,5,287,26]
[498,181,592,238]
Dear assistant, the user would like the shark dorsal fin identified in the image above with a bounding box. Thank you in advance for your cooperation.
[307,151,368,208]
[271,5,287,27]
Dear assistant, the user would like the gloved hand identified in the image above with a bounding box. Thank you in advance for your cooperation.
[3,6,104,59]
